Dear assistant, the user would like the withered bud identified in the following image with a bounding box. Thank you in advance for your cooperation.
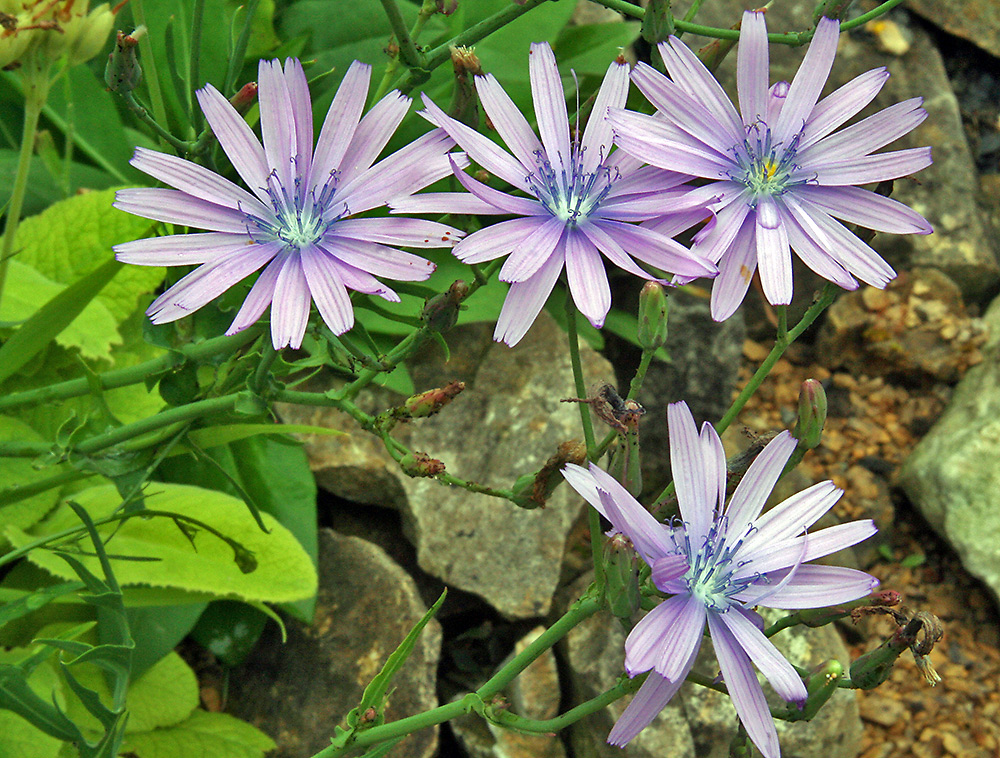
[402,381,465,419]
[511,440,587,509]
[448,46,480,128]
[400,452,445,478]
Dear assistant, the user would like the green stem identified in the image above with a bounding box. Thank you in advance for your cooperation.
[372,0,436,103]
[396,0,551,95]
[0,327,263,413]
[224,0,261,95]
[312,593,602,757]
[189,0,205,131]
[121,91,193,154]
[492,674,644,734]
[251,340,277,395]
[651,284,837,507]
[589,0,906,42]
[0,395,240,458]
[132,0,171,148]
[0,469,94,511]
[0,57,51,314]
[380,0,426,70]
[626,349,655,401]
[564,298,595,457]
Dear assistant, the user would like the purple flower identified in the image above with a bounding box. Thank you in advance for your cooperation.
[610,12,933,321]
[391,42,718,346]
[114,58,464,349]
[562,401,879,757]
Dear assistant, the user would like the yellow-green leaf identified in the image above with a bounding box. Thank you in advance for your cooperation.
[0,415,62,534]
[9,483,318,604]
[123,710,275,758]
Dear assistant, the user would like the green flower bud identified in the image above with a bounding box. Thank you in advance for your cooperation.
[65,3,113,65]
[229,81,258,115]
[800,659,843,719]
[604,533,640,620]
[792,378,827,449]
[637,281,669,352]
[849,635,907,690]
[105,26,144,94]
[422,280,468,333]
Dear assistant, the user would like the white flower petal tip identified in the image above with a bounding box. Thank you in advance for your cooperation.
[114,57,460,343]
[590,399,879,750]
[620,10,932,319]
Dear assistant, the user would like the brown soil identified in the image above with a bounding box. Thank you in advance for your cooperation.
[737,339,1000,758]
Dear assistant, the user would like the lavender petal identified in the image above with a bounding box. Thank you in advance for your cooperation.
[493,245,564,346]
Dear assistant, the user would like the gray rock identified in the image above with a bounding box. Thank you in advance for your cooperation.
[558,576,861,758]
[906,0,1000,59]
[279,312,612,619]
[451,626,566,758]
[684,2,999,304]
[898,294,1000,608]
[227,529,441,758]
[631,289,745,496]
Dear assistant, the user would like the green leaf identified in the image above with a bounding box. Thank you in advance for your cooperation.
[354,590,446,722]
[122,710,275,758]
[0,709,64,758]
[0,261,121,363]
[61,651,198,735]
[0,416,63,533]
[13,188,164,324]
[226,0,280,57]
[124,602,207,679]
[0,152,120,217]
[178,422,345,451]
[9,483,318,604]
[156,435,318,621]
[189,600,266,667]
[0,259,123,383]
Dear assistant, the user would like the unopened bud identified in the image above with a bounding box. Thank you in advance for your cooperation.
[449,46,481,129]
[637,281,669,351]
[799,659,842,719]
[402,381,465,418]
[604,533,641,620]
[66,3,113,65]
[792,379,826,449]
[641,0,675,44]
[229,81,258,115]
[105,26,144,93]
[399,452,445,478]
[728,731,753,758]
[436,0,458,15]
[422,280,468,332]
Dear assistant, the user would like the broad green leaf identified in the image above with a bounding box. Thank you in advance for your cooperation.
[0,709,63,758]
[226,0,280,57]
[0,152,120,217]
[0,416,62,533]
[124,602,207,679]
[0,260,120,362]
[62,651,198,735]
[13,188,164,324]
[189,600,266,667]
[122,710,275,758]
[156,436,318,621]
[10,483,317,604]
[0,259,123,382]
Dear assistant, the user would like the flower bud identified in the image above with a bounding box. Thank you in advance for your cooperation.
[66,3,113,65]
[436,0,458,15]
[792,379,827,450]
[449,46,481,129]
[604,533,641,620]
[637,281,669,352]
[849,634,907,690]
[229,81,259,115]
[422,280,468,332]
[799,659,842,719]
[402,381,465,418]
[399,452,445,478]
[105,27,144,93]
[641,0,675,44]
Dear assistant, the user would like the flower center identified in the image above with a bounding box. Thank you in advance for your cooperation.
[243,165,345,251]
[671,520,759,612]
[731,122,807,206]
[526,148,617,228]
